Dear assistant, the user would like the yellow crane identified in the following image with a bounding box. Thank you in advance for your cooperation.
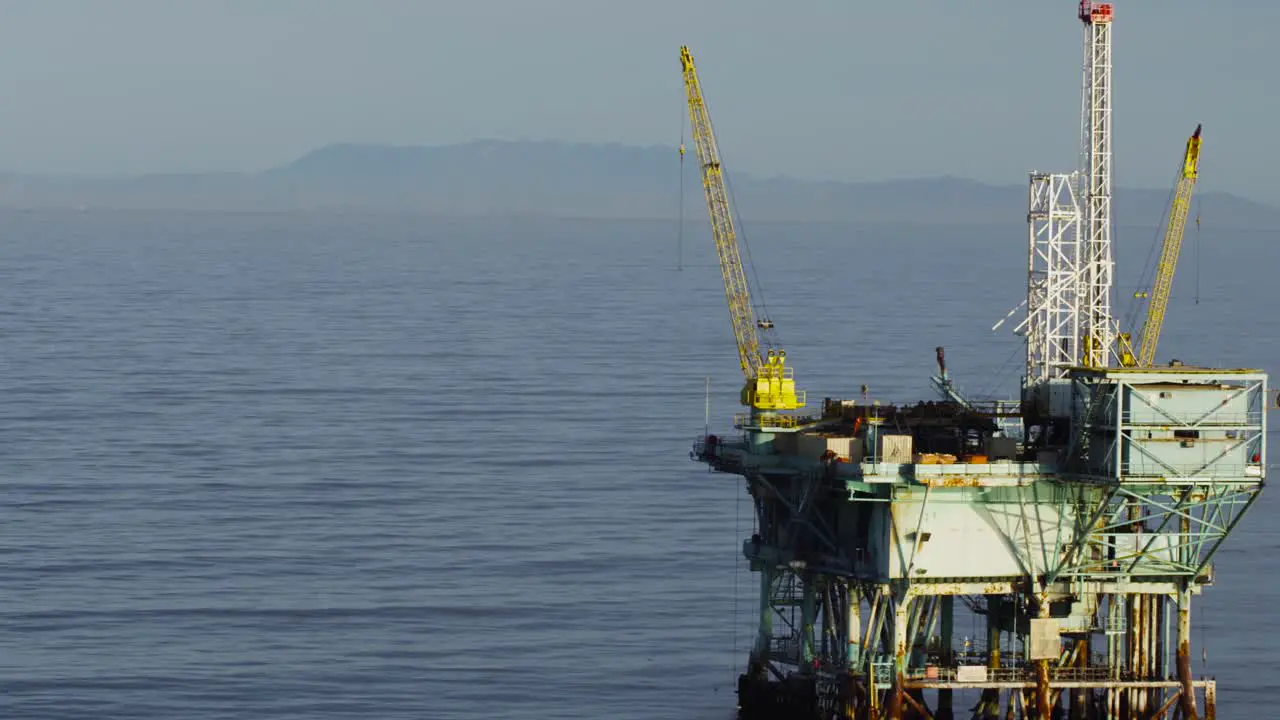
[680,46,803,415]
[1118,124,1202,367]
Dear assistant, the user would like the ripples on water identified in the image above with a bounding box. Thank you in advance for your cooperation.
[2,210,1277,718]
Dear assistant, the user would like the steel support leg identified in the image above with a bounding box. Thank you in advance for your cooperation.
[1177,585,1197,720]
[886,594,909,720]
[937,595,953,720]
[1036,596,1052,719]
[754,566,773,668]
[802,574,816,669]
[848,582,862,668]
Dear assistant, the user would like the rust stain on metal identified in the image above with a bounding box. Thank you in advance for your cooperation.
[885,669,905,720]
[1178,607,1198,720]
[921,475,985,488]
[901,689,934,720]
[916,581,1013,596]
[1036,659,1051,719]
[901,679,1215,690]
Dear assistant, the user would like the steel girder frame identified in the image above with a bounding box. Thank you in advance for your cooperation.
[1052,371,1266,583]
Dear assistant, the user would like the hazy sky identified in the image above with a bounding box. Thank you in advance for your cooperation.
[1,1,1275,201]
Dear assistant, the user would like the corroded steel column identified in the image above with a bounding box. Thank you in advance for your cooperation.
[844,582,862,720]
[885,595,909,720]
[848,582,862,667]
[1177,586,1198,720]
[1036,596,1052,720]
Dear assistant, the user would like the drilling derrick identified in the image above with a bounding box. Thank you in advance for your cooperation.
[1079,0,1117,369]
[688,5,1264,717]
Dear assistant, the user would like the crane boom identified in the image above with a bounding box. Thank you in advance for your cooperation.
[680,46,761,381]
[680,46,802,412]
[1135,125,1201,367]
[1118,125,1202,367]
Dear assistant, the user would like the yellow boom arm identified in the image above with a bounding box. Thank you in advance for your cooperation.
[680,46,802,411]
[1120,125,1202,367]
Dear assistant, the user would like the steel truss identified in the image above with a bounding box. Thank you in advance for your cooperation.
[1020,172,1084,384]
[1051,370,1267,583]
[1048,482,1261,582]
[1068,373,1266,479]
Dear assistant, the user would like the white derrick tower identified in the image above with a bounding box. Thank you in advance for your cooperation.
[1078,1,1116,368]
[1021,172,1082,385]
[1015,2,1114,390]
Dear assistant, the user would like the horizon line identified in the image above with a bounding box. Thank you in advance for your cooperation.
[0,138,1272,208]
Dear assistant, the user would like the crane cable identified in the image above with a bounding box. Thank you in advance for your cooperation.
[1120,160,1182,345]
[693,75,781,350]
[722,159,781,351]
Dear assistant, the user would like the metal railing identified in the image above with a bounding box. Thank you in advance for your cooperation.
[903,665,1113,682]
[1119,411,1263,427]
[1114,464,1264,480]
[768,636,802,664]
[733,413,806,429]
[963,399,1025,418]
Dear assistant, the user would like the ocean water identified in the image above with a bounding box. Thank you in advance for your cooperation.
[2,209,1277,718]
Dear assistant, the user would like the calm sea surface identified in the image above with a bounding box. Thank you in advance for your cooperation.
[2,210,1278,718]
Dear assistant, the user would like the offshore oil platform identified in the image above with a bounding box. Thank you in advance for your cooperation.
[684,4,1267,719]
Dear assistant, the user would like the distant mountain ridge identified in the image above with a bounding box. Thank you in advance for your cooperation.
[0,139,1275,228]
